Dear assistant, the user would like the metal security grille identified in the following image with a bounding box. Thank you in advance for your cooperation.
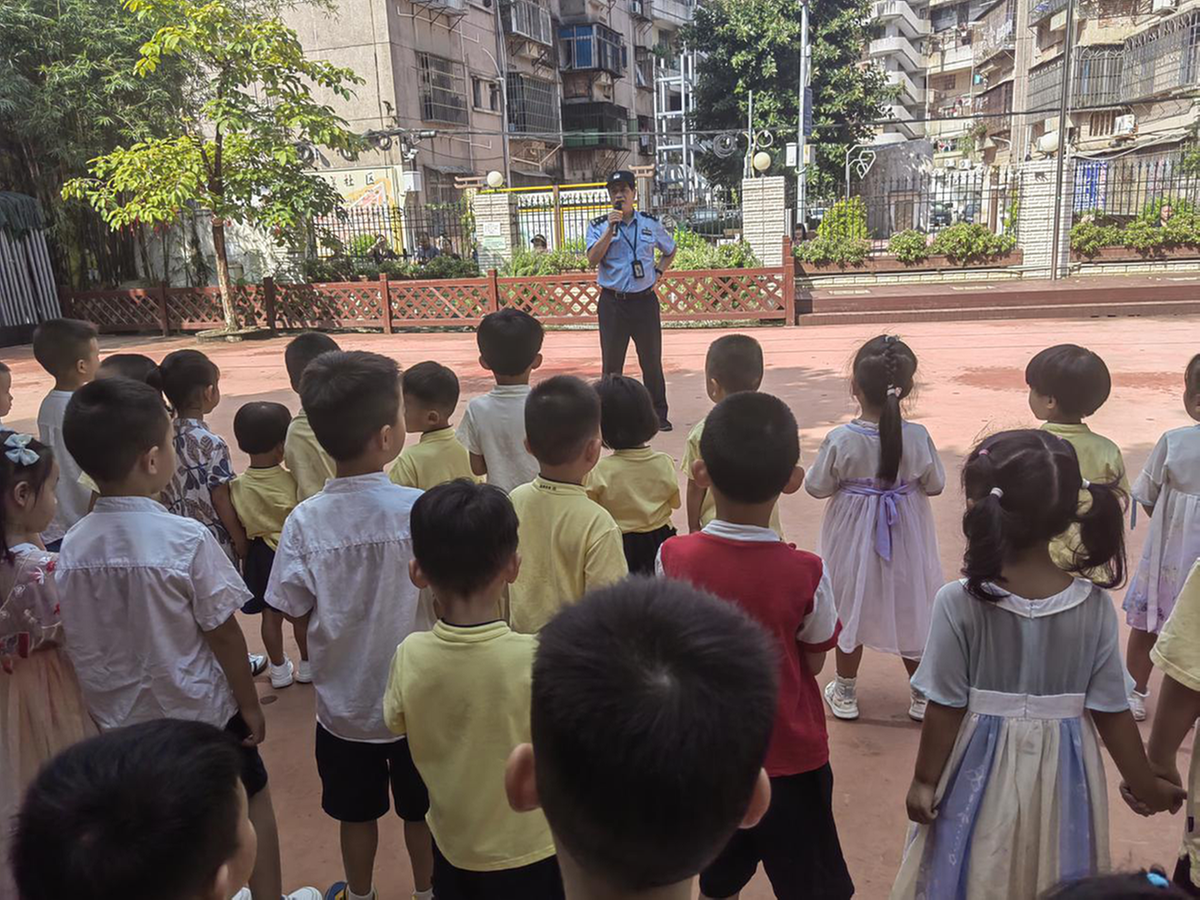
[506,72,560,134]
[502,0,553,45]
[417,52,468,124]
[1123,9,1200,101]
[1028,47,1123,114]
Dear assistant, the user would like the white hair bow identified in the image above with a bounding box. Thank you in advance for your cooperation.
[4,433,39,467]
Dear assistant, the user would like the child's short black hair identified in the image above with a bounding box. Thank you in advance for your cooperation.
[700,391,798,504]
[31,318,98,378]
[525,375,600,466]
[532,577,778,891]
[705,334,763,394]
[64,377,170,483]
[1043,871,1188,899]
[13,719,245,900]
[1185,354,1200,396]
[301,350,401,462]
[0,360,11,375]
[403,361,460,416]
[159,349,219,412]
[233,401,293,455]
[97,353,161,388]
[412,479,518,596]
[477,308,544,377]
[1025,344,1112,418]
[594,374,659,449]
[285,331,340,392]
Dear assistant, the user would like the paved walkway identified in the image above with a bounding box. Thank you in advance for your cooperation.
[3,315,1195,897]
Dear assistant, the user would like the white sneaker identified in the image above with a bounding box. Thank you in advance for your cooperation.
[1130,689,1150,722]
[909,688,928,722]
[286,889,323,900]
[231,890,251,900]
[824,677,860,721]
[296,659,313,684]
[249,653,267,676]
[269,657,295,689]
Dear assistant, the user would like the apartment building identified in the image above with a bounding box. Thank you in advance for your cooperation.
[870,0,933,139]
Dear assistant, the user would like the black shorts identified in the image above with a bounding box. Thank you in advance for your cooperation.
[225,713,270,798]
[314,724,430,823]
[432,841,564,900]
[240,538,275,615]
[622,524,676,576]
[699,764,854,900]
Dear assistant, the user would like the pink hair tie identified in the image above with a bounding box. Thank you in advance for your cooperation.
[978,449,990,457]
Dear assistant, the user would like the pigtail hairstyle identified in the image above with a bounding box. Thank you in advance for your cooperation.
[0,430,55,564]
[961,429,1126,601]
[852,334,917,485]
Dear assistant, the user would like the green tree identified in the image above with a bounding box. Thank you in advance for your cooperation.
[684,0,890,193]
[64,0,363,329]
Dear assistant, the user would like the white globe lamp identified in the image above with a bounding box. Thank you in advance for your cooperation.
[485,170,505,189]
[752,151,772,173]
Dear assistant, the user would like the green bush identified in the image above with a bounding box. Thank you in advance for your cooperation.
[1069,220,1122,256]
[795,198,872,267]
[817,197,868,241]
[415,254,481,280]
[671,228,760,270]
[349,233,383,258]
[1069,198,1200,255]
[928,223,1016,263]
[888,229,929,264]
[502,245,591,276]
[302,256,354,282]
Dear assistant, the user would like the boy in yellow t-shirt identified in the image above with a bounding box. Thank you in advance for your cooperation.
[284,332,340,501]
[388,361,477,490]
[230,401,309,689]
[383,480,562,897]
[507,376,627,633]
[681,334,784,538]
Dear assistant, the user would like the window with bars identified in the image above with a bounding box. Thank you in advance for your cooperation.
[417,53,468,124]
[471,76,502,112]
[559,24,626,74]
[507,73,560,134]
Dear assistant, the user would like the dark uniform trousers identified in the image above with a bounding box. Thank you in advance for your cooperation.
[598,286,668,422]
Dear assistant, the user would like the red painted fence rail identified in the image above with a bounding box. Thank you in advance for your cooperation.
[61,240,798,335]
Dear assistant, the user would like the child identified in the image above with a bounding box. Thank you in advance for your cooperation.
[659,391,853,900]
[383,480,562,899]
[681,334,784,538]
[159,349,248,563]
[13,719,322,900]
[79,352,165,505]
[0,431,96,899]
[587,374,680,575]
[507,375,627,633]
[457,308,543,493]
[892,429,1183,900]
[55,376,309,900]
[505,577,778,899]
[806,335,945,723]
[1026,344,1129,583]
[230,400,310,689]
[388,361,477,489]
[0,360,12,424]
[267,350,434,900]
[1043,872,1187,898]
[32,318,99,549]
[1123,354,1200,721]
[284,331,340,501]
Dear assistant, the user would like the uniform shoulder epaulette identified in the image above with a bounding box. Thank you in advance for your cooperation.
[591,214,609,227]
[640,212,659,221]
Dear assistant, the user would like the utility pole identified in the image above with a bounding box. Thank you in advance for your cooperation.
[796,0,810,231]
[1048,0,1078,281]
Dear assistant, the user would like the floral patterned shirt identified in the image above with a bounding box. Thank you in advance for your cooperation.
[161,418,237,560]
[0,544,61,672]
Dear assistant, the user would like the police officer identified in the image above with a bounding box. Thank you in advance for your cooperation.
[586,170,677,431]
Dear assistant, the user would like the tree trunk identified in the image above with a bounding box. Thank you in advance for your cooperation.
[210,217,238,330]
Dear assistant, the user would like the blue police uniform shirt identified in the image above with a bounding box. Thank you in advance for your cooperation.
[586,210,676,294]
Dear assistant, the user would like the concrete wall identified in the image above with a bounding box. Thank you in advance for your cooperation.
[741,176,788,267]
[1016,157,1073,277]
[473,191,520,270]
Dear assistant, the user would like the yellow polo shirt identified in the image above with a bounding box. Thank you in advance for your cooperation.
[586,448,680,533]
[388,428,477,490]
[285,410,336,501]
[79,471,99,495]
[681,416,785,538]
[383,620,555,871]
[507,476,628,633]
[229,465,298,550]
[1042,422,1129,580]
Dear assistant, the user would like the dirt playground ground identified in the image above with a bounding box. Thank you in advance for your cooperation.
[4,315,1197,898]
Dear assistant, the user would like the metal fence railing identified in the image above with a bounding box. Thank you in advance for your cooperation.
[312,202,475,261]
[1072,151,1200,218]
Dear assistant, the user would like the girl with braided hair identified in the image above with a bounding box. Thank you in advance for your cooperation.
[806,335,945,721]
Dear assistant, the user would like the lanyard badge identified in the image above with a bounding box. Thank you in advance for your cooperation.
[620,216,644,280]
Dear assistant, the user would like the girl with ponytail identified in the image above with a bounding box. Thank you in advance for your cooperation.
[806,334,945,722]
[893,429,1181,900]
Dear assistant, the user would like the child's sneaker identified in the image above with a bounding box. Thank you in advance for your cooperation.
[249,653,268,676]
[908,688,928,722]
[296,659,313,684]
[287,890,323,900]
[1130,688,1150,722]
[269,657,295,689]
[323,885,376,900]
[824,676,859,721]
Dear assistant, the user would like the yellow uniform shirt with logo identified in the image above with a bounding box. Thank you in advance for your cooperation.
[1042,422,1129,581]
[285,410,336,501]
[681,416,785,538]
[1150,560,1200,884]
[229,465,298,550]
[387,428,478,490]
[507,476,628,633]
[383,620,556,872]
[586,448,680,533]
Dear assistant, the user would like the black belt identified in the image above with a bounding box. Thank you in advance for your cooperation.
[602,287,655,301]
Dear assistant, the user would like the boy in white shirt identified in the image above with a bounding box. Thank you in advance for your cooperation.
[56,376,317,900]
[267,350,433,900]
[33,318,100,548]
[457,308,543,493]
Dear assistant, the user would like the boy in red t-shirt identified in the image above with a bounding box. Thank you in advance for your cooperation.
[659,391,853,900]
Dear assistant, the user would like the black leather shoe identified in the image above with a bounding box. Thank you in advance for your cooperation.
[659,419,674,433]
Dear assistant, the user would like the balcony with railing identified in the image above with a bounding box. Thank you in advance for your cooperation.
[873,0,932,38]
[507,72,560,134]
[973,0,1017,65]
[1028,0,1068,28]
[927,29,976,71]
[562,101,629,148]
[560,23,627,75]
[1122,9,1200,102]
[978,80,1014,136]
[502,0,554,46]
[886,68,927,104]
[870,34,925,70]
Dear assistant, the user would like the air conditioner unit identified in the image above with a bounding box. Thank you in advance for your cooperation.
[958,158,972,169]
[1151,0,1176,14]
[1115,113,1137,135]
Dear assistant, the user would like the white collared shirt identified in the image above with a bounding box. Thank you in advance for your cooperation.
[268,472,427,742]
[456,384,539,494]
[37,390,91,542]
[55,496,249,730]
